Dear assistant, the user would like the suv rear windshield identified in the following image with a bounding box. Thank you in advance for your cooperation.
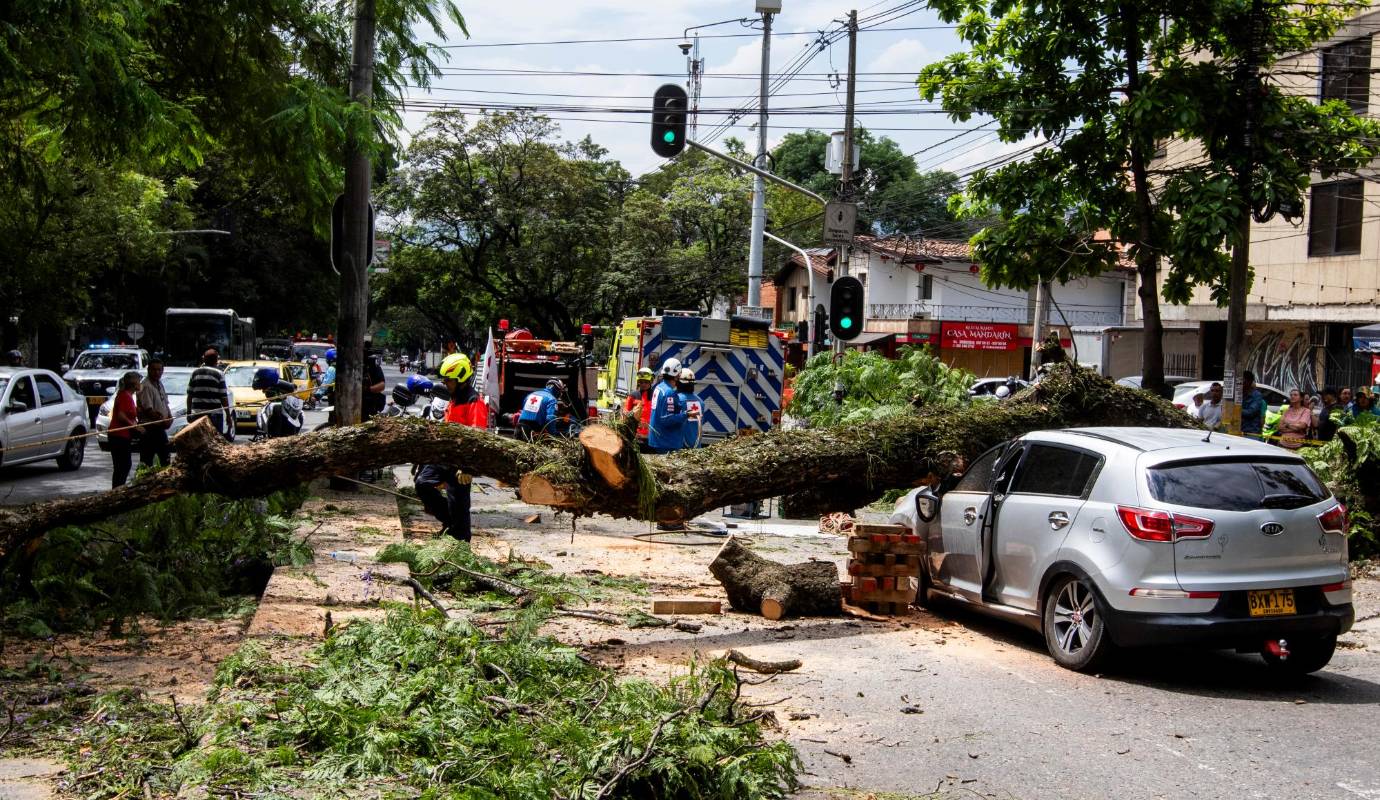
[1147,458,1329,511]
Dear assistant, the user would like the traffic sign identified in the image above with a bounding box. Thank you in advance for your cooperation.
[126,323,145,342]
[824,201,857,246]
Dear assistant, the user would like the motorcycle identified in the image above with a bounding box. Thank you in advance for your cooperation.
[252,380,304,442]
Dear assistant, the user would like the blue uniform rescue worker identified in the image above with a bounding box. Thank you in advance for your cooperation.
[414,353,489,541]
[676,367,704,449]
[647,359,687,454]
[517,378,563,439]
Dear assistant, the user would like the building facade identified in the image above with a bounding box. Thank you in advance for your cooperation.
[1147,9,1380,394]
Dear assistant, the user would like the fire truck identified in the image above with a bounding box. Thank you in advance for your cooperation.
[600,312,786,442]
[491,321,600,436]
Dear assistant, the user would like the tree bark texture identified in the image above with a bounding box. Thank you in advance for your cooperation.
[709,536,841,620]
[0,366,1198,564]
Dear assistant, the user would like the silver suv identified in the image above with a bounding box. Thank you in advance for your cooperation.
[894,427,1353,675]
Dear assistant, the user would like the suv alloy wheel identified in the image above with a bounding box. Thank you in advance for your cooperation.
[1043,574,1115,671]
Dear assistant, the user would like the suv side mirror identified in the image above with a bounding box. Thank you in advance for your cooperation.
[7,400,28,414]
[915,486,940,523]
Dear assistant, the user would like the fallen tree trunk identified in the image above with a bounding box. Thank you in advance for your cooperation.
[0,366,1197,563]
[709,537,841,620]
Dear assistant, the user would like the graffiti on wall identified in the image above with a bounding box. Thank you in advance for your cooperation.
[1245,329,1315,395]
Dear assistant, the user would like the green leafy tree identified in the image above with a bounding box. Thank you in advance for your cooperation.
[770,128,923,232]
[789,347,973,427]
[0,0,464,350]
[918,0,1380,392]
[606,148,754,317]
[377,112,629,341]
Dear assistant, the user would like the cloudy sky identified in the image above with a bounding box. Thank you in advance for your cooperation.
[398,0,1034,178]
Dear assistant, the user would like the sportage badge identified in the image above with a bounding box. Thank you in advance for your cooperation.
[1260,522,1285,536]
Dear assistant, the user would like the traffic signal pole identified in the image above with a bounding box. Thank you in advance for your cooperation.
[834,9,858,360]
[746,8,775,309]
[764,230,820,358]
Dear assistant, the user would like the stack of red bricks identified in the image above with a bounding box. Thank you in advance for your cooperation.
[842,523,921,615]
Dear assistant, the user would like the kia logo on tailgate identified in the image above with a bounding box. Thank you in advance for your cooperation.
[1260,522,1285,536]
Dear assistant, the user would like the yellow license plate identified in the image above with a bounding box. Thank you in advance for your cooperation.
[1247,588,1296,617]
[87,396,106,405]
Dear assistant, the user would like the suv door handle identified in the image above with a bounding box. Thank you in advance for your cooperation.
[963,507,978,526]
[1048,511,1070,530]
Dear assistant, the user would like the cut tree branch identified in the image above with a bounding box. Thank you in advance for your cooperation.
[0,367,1197,565]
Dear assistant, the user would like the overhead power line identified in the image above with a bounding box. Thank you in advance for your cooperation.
[431,24,956,48]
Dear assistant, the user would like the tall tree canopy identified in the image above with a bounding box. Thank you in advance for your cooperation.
[918,0,1380,391]
[0,0,464,351]
[377,112,629,343]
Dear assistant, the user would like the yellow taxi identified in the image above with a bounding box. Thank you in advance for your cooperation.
[221,360,312,431]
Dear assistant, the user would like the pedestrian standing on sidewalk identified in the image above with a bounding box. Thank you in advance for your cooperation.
[188,349,231,438]
[136,354,172,466]
[1240,371,1267,439]
[1317,387,1343,442]
[109,371,144,488]
[1199,382,1224,430]
[1278,389,1313,450]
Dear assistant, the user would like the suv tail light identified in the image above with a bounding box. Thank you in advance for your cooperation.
[1317,503,1347,536]
[1116,505,1215,543]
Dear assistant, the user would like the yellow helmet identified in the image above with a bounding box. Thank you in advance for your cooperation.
[439,353,473,382]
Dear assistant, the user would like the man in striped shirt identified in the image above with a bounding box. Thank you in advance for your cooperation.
[188,349,231,437]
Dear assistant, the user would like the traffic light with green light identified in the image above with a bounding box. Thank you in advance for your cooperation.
[651,84,688,158]
[829,276,864,341]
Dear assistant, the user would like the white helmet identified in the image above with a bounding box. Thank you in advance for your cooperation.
[659,357,682,377]
[995,385,1011,399]
[678,367,695,382]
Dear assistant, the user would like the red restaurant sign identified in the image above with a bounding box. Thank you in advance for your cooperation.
[942,322,1019,351]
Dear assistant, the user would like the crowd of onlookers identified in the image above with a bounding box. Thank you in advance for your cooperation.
[1183,370,1377,449]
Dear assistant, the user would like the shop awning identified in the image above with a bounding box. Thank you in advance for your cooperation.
[1354,323,1380,352]
[844,331,897,348]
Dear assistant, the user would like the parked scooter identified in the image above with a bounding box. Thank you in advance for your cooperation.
[251,369,304,441]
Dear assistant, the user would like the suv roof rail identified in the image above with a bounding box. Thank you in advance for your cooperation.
[1061,429,1147,452]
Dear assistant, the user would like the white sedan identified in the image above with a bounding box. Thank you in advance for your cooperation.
[0,367,88,471]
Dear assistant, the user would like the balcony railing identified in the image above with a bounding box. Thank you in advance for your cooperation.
[867,303,1121,327]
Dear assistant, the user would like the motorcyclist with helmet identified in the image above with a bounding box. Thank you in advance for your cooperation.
[312,349,337,405]
[251,367,304,439]
[413,353,489,542]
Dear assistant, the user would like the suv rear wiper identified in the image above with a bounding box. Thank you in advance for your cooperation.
[1260,493,1316,509]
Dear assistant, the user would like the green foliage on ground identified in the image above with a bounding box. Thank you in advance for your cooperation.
[378,538,647,607]
[1301,416,1380,559]
[788,346,975,427]
[11,606,799,800]
[1,488,312,638]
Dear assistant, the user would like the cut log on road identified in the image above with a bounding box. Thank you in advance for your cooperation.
[709,537,841,620]
[0,366,1197,565]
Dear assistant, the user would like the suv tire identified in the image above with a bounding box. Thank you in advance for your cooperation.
[56,431,86,471]
[1042,574,1114,672]
[1261,634,1336,677]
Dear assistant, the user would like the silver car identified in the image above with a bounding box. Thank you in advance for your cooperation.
[894,427,1353,674]
[0,367,88,471]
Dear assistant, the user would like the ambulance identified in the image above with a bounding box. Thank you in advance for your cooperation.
[600,312,786,443]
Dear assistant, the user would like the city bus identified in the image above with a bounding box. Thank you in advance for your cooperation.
[164,308,257,366]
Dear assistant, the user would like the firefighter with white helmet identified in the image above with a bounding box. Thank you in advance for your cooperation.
[676,367,704,449]
[413,352,489,541]
[648,357,688,454]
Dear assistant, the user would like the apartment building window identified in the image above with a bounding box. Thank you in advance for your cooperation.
[917,273,933,301]
[1321,36,1371,114]
[1308,180,1364,257]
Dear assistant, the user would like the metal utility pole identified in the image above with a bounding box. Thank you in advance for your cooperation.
[746,5,775,309]
[1223,0,1263,434]
[1030,279,1050,380]
[833,9,858,358]
[336,0,376,426]
[682,33,703,140]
